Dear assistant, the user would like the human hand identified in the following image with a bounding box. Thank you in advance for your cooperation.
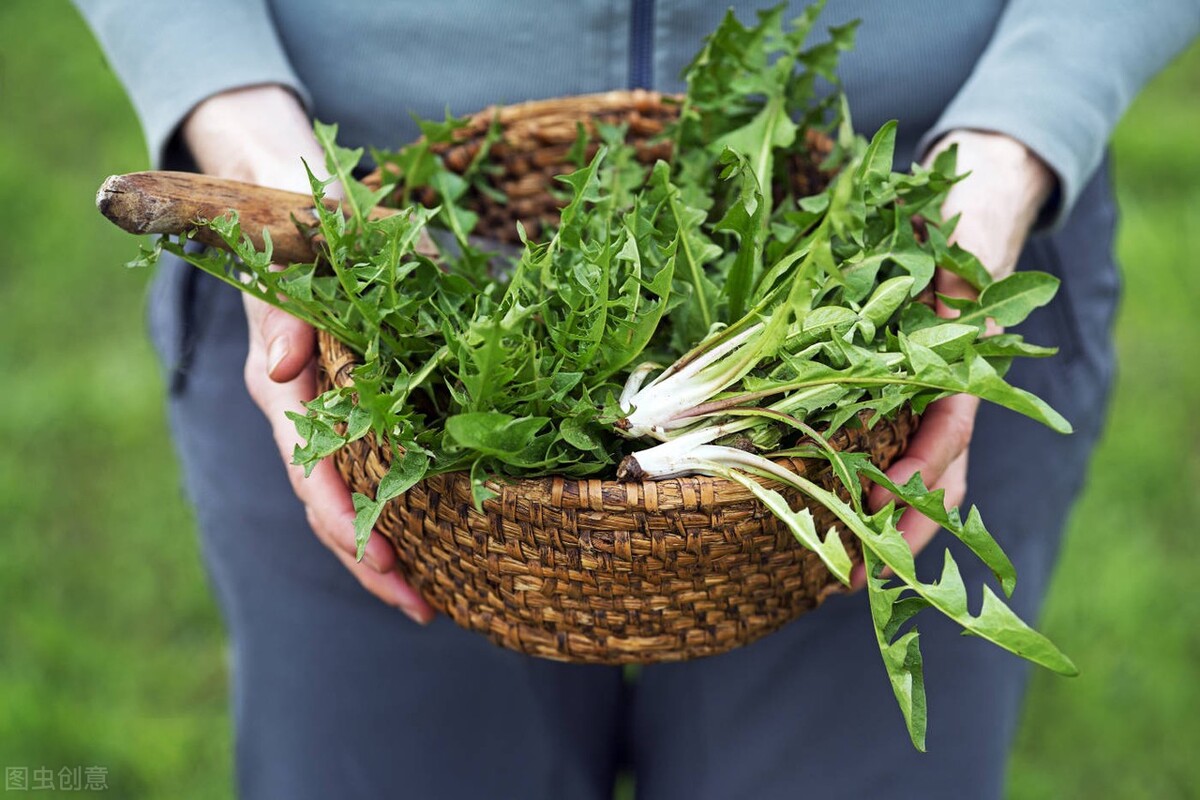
[182,85,434,622]
[850,129,1055,589]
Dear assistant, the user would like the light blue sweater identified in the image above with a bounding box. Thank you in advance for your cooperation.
[76,1,1197,226]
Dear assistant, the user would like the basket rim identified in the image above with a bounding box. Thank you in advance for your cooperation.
[317,330,912,511]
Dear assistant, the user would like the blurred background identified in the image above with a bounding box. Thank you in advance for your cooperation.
[1,2,1196,797]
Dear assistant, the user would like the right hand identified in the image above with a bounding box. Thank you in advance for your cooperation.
[182,85,434,624]
[852,130,1054,590]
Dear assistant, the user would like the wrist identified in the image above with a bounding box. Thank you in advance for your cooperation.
[929,129,1055,230]
[182,84,326,192]
[923,129,1057,281]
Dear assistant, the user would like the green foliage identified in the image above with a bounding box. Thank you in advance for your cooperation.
[606,113,1073,741]
[653,429,1073,749]
[6,0,1200,795]
[135,4,1084,750]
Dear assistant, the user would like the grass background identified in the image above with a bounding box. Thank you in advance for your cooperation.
[0,3,1195,797]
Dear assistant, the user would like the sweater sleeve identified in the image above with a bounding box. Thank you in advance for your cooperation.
[917,1,1200,228]
[73,0,311,167]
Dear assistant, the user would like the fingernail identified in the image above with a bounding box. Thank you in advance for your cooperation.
[849,564,866,591]
[391,585,430,625]
[362,533,395,574]
[398,597,430,625]
[267,336,288,376]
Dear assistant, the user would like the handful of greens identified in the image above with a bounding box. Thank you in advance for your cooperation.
[135,2,1075,750]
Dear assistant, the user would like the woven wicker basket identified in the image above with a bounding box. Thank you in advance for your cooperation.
[318,90,918,664]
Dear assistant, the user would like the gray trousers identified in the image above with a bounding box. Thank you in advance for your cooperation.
[148,165,1119,800]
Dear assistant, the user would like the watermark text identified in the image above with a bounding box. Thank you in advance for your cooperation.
[5,766,108,792]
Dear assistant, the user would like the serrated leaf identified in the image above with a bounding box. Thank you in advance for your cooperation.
[851,458,1016,597]
[351,493,384,561]
[961,350,1073,433]
[445,412,550,458]
[787,471,1076,675]
[713,148,767,320]
[286,411,345,477]
[725,470,852,585]
[864,546,928,751]
[377,444,429,503]
[313,120,379,231]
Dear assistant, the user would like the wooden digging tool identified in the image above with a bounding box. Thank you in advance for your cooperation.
[95,170,435,262]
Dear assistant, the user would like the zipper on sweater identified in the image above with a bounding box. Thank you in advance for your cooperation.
[628,0,656,89]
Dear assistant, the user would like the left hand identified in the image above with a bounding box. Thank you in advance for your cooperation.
[182,86,435,622]
[850,129,1055,589]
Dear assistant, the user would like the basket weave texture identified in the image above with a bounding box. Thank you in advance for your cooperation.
[318,90,917,663]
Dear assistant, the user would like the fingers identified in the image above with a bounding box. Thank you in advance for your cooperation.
[299,458,398,574]
[329,544,435,624]
[851,450,969,591]
[934,269,977,310]
[895,450,968,554]
[241,297,435,624]
[243,293,316,383]
[246,353,394,569]
[854,393,978,592]
[935,266,1004,338]
[867,393,978,512]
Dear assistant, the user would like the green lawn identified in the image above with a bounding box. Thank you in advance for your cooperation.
[0,3,1196,797]
[1007,38,1200,800]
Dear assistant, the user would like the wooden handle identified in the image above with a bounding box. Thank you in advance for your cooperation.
[95,171,401,264]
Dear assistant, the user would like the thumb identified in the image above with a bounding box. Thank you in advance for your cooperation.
[243,294,316,383]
